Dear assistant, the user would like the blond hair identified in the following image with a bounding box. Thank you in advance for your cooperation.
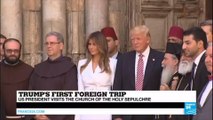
[130,25,151,38]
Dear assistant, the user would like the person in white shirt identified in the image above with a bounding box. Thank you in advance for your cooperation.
[76,31,117,120]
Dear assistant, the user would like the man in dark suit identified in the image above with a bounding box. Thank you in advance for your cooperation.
[182,27,209,97]
[193,42,212,120]
[101,27,122,59]
[113,25,164,120]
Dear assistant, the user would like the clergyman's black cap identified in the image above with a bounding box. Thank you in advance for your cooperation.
[165,42,182,60]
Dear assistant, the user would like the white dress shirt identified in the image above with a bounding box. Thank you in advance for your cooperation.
[135,46,150,81]
[200,80,212,107]
[111,52,118,59]
[193,50,206,76]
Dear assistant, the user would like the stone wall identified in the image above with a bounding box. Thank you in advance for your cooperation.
[0,0,207,66]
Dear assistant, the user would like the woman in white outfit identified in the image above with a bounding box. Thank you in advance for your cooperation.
[76,31,117,120]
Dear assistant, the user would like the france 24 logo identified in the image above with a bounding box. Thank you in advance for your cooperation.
[184,102,196,115]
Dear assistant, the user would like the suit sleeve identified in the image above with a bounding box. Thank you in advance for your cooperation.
[113,56,123,90]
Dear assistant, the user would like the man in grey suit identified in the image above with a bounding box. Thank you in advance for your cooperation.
[193,42,212,120]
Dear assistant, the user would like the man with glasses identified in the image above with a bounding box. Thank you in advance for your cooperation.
[0,38,33,120]
[28,31,78,120]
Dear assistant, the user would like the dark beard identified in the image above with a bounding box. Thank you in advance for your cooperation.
[4,55,20,65]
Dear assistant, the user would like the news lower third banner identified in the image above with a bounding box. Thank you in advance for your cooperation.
[16,91,196,115]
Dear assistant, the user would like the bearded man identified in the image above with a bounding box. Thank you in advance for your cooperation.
[176,53,193,90]
[0,38,33,120]
[160,43,182,90]
[157,43,192,120]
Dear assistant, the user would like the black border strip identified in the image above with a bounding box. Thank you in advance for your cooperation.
[17,102,184,108]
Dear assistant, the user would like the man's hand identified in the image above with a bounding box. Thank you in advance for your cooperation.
[160,84,171,90]
[114,118,123,120]
[34,115,49,120]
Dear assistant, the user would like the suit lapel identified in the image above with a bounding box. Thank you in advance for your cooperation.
[198,82,212,107]
[116,52,122,59]
[203,90,212,106]
[129,51,136,89]
[194,53,205,80]
[143,49,156,87]
[200,88,212,107]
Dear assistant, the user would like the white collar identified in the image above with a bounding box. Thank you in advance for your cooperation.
[136,46,150,57]
[194,50,206,66]
[111,52,118,59]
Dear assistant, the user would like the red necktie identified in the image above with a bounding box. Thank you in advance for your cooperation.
[208,75,213,81]
[136,54,144,90]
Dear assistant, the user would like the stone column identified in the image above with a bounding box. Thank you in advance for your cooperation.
[67,0,85,64]
[42,0,66,60]
[0,0,22,42]
[85,0,109,38]
[23,0,42,66]
[109,0,128,52]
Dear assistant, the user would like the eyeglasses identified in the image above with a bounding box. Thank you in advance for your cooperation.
[5,49,20,54]
[44,42,61,46]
